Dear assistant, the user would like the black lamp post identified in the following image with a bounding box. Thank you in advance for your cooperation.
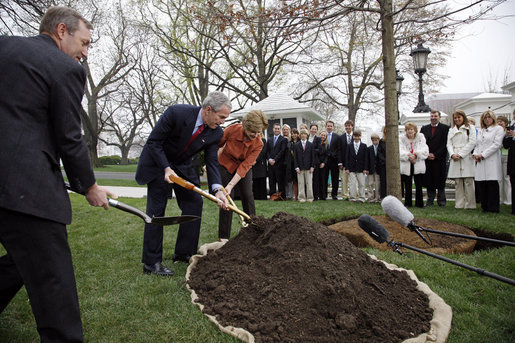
[396,69,404,123]
[410,43,431,113]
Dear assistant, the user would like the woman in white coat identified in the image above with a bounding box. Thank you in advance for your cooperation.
[400,122,429,207]
[473,110,505,213]
[447,110,476,209]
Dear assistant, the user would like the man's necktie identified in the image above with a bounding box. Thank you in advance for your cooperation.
[354,143,359,154]
[302,142,306,151]
[431,126,436,135]
[348,135,351,144]
[274,135,278,146]
[183,124,205,153]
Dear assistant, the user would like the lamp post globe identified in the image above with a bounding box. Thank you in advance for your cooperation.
[410,43,432,113]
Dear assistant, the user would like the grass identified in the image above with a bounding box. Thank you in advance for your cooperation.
[0,191,514,342]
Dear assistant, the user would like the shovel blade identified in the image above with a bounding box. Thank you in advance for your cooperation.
[151,215,200,226]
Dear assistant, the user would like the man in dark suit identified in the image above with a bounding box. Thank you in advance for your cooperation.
[266,123,288,197]
[339,120,354,199]
[325,121,341,200]
[421,110,450,206]
[0,7,113,342]
[136,91,230,276]
[503,121,515,214]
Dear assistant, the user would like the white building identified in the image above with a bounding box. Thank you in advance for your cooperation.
[231,92,324,137]
[453,93,513,123]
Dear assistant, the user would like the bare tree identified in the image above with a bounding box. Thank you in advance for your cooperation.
[81,2,138,166]
[0,0,52,34]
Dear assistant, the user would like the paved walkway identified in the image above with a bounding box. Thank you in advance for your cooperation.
[102,186,147,198]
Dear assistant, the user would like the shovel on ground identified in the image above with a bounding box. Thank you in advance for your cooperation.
[65,183,200,226]
[168,174,251,222]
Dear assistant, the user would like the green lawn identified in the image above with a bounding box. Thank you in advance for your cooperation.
[0,195,513,342]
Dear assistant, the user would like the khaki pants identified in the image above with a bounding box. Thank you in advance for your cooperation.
[340,169,349,199]
[349,172,366,202]
[454,177,476,209]
[367,173,381,202]
[297,170,313,202]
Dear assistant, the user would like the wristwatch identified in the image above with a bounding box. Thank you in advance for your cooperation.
[213,187,224,194]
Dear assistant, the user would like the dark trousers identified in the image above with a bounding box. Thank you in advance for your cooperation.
[252,177,267,200]
[476,180,500,213]
[312,166,320,200]
[319,166,328,200]
[325,156,340,198]
[425,160,447,205]
[268,163,285,195]
[219,167,255,239]
[0,208,83,342]
[511,175,515,215]
[143,177,203,263]
[402,169,424,207]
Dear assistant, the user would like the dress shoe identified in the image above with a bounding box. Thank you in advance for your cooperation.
[143,262,174,276]
[172,253,192,263]
[332,196,338,200]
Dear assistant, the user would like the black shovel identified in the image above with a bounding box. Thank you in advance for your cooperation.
[65,183,200,226]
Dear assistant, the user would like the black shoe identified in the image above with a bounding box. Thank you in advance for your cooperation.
[143,262,174,276]
[172,253,192,263]
[438,202,446,207]
[332,196,338,200]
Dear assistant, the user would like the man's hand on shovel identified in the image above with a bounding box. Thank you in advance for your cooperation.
[86,182,117,210]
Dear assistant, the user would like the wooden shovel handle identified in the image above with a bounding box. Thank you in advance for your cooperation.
[169,174,251,220]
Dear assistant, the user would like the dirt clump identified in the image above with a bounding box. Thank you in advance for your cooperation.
[188,212,433,343]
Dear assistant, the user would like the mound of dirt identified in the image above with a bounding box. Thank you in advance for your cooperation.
[187,212,440,343]
[329,216,477,255]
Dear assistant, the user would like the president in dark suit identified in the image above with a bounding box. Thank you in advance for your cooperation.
[0,7,113,342]
[503,123,515,214]
[266,123,288,197]
[136,91,230,276]
[421,110,450,206]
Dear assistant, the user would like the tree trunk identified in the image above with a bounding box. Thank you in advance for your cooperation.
[120,145,130,165]
[378,0,401,199]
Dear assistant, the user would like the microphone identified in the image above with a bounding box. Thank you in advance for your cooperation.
[358,217,515,286]
[381,196,431,245]
[358,215,390,244]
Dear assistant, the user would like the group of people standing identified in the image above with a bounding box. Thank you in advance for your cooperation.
[253,120,387,204]
[400,109,514,214]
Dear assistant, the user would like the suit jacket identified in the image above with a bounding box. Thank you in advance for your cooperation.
[266,134,287,164]
[326,132,340,162]
[293,140,315,170]
[503,135,515,176]
[339,132,354,168]
[252,137,268,179]
[0,34,95,225]
[135,104,222,188]
[345,142,369,172]
[311,136,322,165]
[421,123,450,161]
[367,145,379,174]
